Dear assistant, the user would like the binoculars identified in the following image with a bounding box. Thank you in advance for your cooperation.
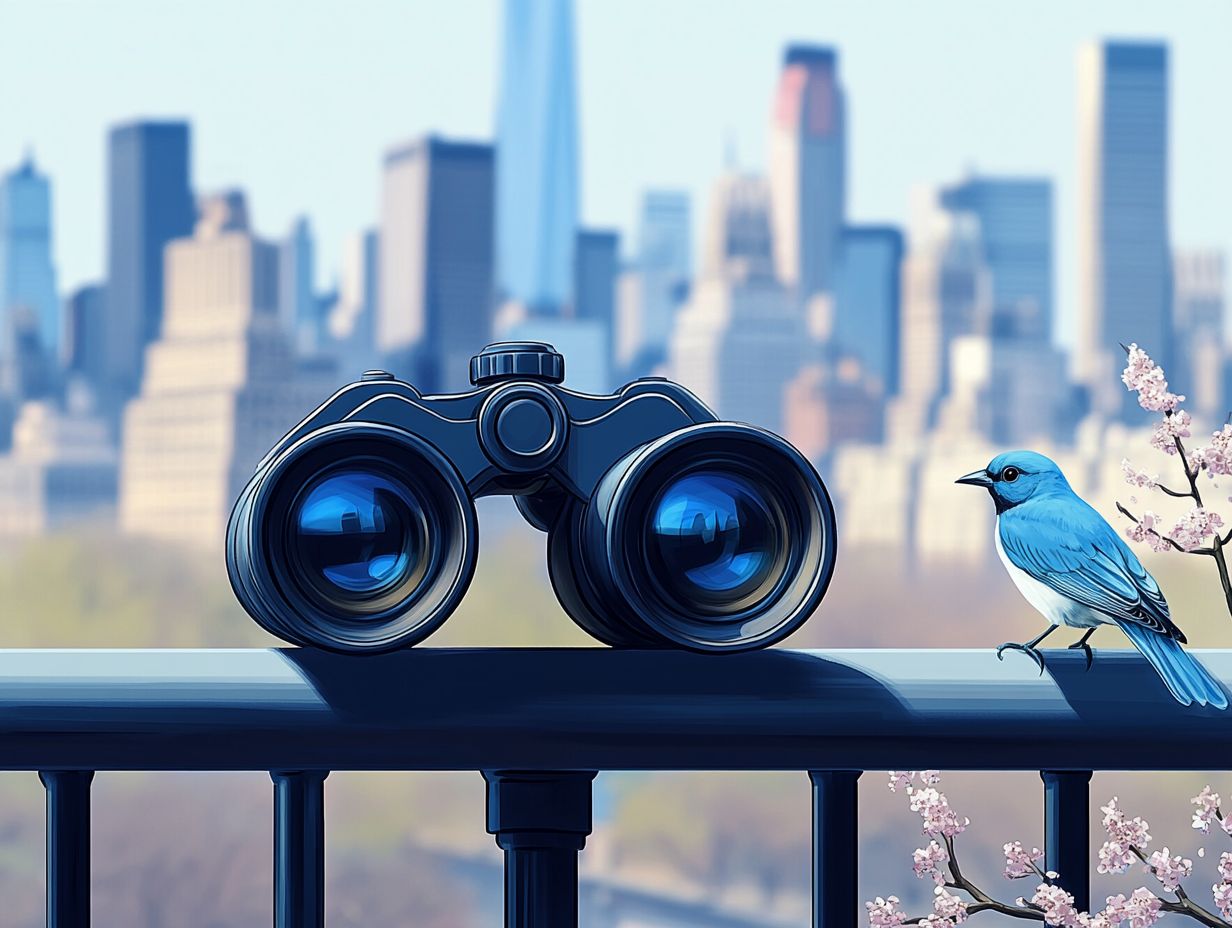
[227,342,838,653]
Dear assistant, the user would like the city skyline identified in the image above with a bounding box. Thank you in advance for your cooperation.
[2,1,1228,355]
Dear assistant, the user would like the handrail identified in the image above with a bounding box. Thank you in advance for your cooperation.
[12,646,1232,927]
[0,647,1228,770]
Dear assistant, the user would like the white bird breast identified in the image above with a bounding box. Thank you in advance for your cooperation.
[994,520,1107,630]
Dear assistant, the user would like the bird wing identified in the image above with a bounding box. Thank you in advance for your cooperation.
[998,497,1182,640]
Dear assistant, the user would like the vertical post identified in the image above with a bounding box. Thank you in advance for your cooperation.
[1042,770,1091,914]
[484,770,596,928]
[272,770,328,928]
[40,769,94,928]
[810,770,861,928]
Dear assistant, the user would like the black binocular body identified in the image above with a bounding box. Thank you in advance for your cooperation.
[227,342,838,653]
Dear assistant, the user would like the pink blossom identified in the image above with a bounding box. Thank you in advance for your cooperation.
[1102,798,1152,847]
[1075,913,1115,928]
[1144,846,1191,890]
[920,770,942,785]
[1196,425,1232,477]
[866,896,907,927]
[1214,881,1232,920]
[909,787,969,838]
[1122,344,1185,412]
[932,887,968,923]
[1192,786,1221,834]
[1004,841,1044,879]
[1124,512,1173,554]
[1149,410,1192,455]
[1098,840,1137,875]
[1168,508,1223,551]
[888,771,915,793]
[917,917,954,928]
[914,840,949,884]
[1121,459,1158,490]
[1220,852,1232,883]
[1103,888,1163,928]
[1031,881,1079,926]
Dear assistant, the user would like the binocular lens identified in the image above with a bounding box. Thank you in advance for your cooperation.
[556,422,837,652]
[227,423,477,653]
[289,469,430,607]
[647,471,782,611]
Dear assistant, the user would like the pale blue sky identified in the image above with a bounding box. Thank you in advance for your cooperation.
[2,0,1229,348]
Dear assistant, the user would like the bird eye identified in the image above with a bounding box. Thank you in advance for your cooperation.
[1001,467,1020,483]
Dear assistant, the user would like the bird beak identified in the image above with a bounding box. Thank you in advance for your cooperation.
[956,470,994,487]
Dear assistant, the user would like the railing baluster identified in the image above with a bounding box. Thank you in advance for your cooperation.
[1042,770,1092,913]
[271,770,328,928]
[40,769,93,928]
[810,770,861,928]
[483,770,596,928]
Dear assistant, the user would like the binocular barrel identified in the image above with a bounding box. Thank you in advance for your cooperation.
[226,342,838,654]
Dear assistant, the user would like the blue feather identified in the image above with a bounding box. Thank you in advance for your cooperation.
[1118,621,1227,709]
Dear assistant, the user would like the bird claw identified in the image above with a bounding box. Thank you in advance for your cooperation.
[1068,641,1094,671]
[996,641,1046,676]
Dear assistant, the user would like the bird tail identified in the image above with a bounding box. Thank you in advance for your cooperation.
[1117,621,1227,709]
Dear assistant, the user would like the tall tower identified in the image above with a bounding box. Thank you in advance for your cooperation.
[1077,41,1170,418]
[496,0,579,314]
[379,136,495,393]
[769,45,846,302]
[105,120,195,404]
[279,216,318,355]
[119,191,318,548]
[668,173,808,433]
[0,154,60,359]
[940,176,1053,342]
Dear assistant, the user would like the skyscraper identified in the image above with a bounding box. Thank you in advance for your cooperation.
[769,45,846,302]
[328,228,378,377]
[64,284,107,388]
[1077,41,1171,419]
[0,154,59,359]
[279,216,319,355]
[379,136,495,393]
[669,173,808,432]
[574,229,619,326]
[940,176,1053,341]
[833,225,904,396]
[120,191,318,548]
[496,0,578,313]
[105,120,195,404]
[617,190,692,377]
[1172,250,1226,424]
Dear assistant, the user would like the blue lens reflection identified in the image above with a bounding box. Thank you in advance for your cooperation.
[293,470,422,597]
[647,472,779,604]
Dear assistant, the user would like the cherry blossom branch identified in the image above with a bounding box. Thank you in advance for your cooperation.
[1118,343,1232,617]
[869,773,1232,928]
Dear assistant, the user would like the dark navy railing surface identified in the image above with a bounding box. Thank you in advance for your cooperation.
[9,647,1232,927]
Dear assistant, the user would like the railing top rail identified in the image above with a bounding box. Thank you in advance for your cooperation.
[1,647,1228,772]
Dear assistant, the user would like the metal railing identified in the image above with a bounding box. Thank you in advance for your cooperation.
[8,646,1232,927]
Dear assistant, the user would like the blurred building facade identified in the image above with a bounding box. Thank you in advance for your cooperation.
[379,136,495,393]
[104,121,195,409]
[1172,250,1227,424]
[669,173,808,432]
[328,228,379,379]
[769,45,846,303]
[279,216,319,356]
[833,225,903,398]
[496,0,578,314]
[0,154,60,359]
[119,192,315,548]
[1076,41,1171,421]
[0,398,117,535]
[615,191,692,380]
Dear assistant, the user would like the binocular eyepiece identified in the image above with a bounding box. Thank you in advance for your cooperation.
[226,342,838,653]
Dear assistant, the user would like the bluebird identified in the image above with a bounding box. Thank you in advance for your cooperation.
[957,450,1227,708]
